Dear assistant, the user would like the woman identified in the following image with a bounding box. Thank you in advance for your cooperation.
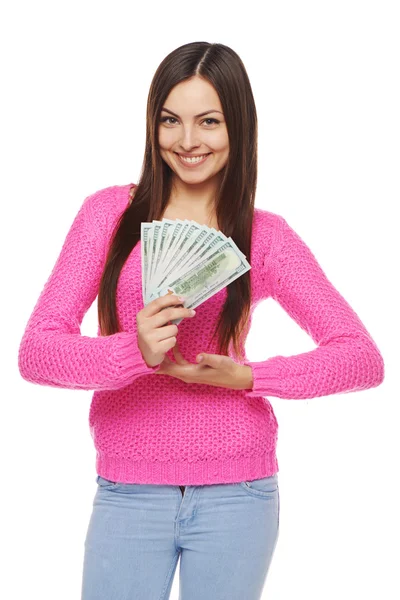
[18,41,385,600]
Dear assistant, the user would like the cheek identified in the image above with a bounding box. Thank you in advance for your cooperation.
[209,131,229,153]
[158,129,176,149]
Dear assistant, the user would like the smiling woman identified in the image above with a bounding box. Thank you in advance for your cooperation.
[17,39,384,600]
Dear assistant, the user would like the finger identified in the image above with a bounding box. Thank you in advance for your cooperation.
[158,352,174,367]
[162,353,174,365]
[173,342,190,365]
[154,352,175,375]
[143,290,184,318]
[196,352,224,368]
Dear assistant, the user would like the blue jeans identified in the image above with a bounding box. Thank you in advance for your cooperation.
[81,473,280,600]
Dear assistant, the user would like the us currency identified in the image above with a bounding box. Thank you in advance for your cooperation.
[141,218,250,319]
[144,217,247,298]
[146,235,251,325]
[148,219,194,303]
[149,224,226,302]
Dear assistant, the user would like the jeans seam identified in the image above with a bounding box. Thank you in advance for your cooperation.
[157,550,180,600]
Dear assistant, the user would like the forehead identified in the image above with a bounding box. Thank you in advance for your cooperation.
[163,76,223,114]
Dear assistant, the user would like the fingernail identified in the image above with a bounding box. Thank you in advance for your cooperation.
[178,296,185,302]
[197,355,203,362]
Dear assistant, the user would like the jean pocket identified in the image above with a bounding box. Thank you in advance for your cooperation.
[240,473,279,498]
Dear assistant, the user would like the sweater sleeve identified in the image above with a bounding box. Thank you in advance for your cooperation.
[18,187,157,391]
[243,215,385,399]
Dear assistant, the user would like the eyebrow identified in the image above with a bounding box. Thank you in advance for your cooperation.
[161,107,223,118]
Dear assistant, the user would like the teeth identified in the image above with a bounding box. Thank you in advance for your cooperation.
[179,154,209,163]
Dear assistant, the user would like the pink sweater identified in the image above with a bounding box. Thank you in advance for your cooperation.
[18,183,385,485]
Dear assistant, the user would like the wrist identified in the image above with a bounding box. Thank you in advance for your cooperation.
[238,364,253,390]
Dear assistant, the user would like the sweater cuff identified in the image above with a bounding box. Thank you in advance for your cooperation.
[242,358,283,398]
[115,332,160,382]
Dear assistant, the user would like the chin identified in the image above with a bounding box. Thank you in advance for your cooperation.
[176,172,215,184]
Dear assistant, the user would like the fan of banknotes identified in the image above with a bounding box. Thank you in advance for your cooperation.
[141,218,251,325]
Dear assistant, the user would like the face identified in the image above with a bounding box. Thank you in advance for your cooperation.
[158,76,229,186]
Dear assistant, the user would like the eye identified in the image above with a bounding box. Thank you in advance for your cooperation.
[202,118,220,126]
[160,116,178,125]
[159,116,220,126]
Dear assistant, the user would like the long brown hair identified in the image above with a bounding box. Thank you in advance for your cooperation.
[98,41,258,361]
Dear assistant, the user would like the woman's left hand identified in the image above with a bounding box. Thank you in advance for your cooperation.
[154,342,253,391]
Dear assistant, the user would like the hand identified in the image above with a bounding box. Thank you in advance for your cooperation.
[136,293,196,368]
[154,342,253,391]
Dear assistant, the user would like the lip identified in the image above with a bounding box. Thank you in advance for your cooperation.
[174,152,211,168]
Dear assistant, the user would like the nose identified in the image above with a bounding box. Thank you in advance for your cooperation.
[179,125,201,151]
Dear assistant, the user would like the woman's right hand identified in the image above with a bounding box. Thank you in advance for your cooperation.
[136,294,196,368]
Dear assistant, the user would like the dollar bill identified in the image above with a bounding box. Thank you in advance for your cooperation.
[141,219,251,321]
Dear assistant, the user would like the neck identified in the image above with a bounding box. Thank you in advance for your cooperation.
[168,173,221,215]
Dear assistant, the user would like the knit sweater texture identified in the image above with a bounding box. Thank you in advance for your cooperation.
[18,183,385,485]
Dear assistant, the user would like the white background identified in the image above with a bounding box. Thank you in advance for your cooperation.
[2,1,398,599]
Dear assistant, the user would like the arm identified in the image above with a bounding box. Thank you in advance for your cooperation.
[18,186,156,391]
[243,215,385,399]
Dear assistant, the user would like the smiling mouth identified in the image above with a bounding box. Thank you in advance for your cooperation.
[175,152,211,166]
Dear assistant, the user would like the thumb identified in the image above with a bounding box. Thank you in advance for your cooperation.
[196,352,221,367]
